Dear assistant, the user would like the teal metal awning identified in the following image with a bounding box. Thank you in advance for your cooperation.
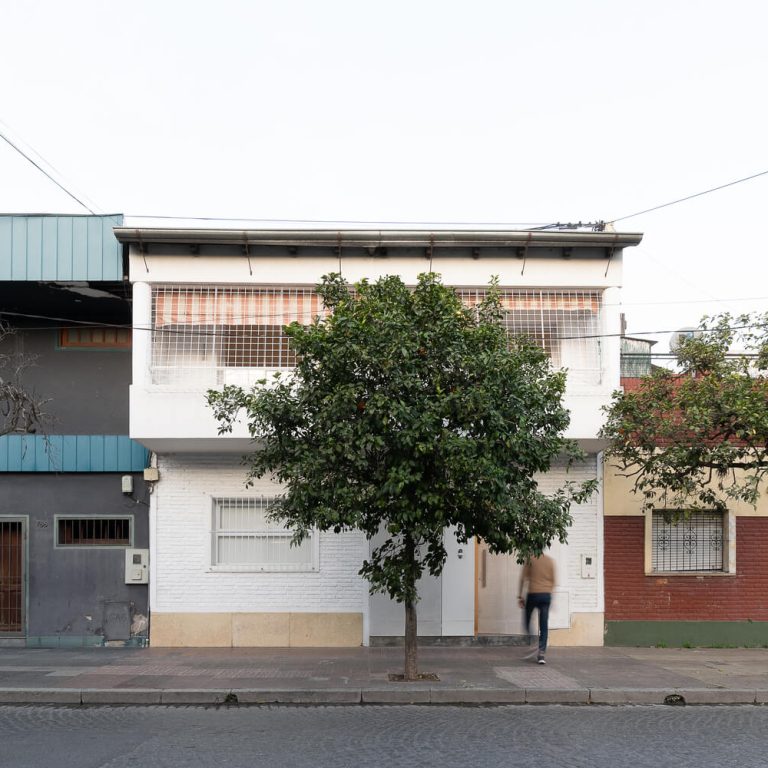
[0,214,124,281]
[0,435,147,472]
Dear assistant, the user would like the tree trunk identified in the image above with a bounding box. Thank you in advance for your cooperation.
[403,534,418,680]
[404,596,418,681]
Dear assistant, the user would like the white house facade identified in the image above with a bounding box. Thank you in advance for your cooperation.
[117,226,642,647]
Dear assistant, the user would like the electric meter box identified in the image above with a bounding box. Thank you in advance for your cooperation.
[125,548,149,584]
[581,553,596,579]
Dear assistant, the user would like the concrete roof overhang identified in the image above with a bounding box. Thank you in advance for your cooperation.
[114,227,643,252]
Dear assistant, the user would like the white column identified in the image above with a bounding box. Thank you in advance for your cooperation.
[602,286,622,391]
[132,281,152,388]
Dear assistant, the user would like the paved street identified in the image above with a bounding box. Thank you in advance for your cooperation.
[2,705,767,768]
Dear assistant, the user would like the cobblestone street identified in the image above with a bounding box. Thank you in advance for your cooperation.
[2,704,767,768]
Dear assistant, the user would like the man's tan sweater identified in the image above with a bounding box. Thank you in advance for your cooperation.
[519,554,556,596]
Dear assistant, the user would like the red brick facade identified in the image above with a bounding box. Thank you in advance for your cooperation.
[604,516,768,621]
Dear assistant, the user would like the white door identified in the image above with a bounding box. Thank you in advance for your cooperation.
[476,540,570,635]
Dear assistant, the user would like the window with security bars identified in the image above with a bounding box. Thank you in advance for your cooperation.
[457,289,602,386]
[152,285,602,388]
[151,286,326,386]
[651,511,724,572]
[56,517,132,547]
[211,497,315,571]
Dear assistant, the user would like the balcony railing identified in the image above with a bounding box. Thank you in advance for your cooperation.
[149,285,604,389]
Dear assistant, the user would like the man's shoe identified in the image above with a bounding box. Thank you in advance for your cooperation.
[537,656,546,665]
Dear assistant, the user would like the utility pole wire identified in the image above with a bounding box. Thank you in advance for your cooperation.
[610,169,768,223]
[0,123,99,214]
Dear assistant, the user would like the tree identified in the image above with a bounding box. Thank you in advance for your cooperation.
[208,273,595,679]
[601,312,768,513]
[0,321,47,436]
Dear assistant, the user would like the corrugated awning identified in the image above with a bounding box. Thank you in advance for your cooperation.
[153,288,326,327]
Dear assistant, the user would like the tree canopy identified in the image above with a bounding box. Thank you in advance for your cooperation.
[601,312,768,512]
[208,272,595,677]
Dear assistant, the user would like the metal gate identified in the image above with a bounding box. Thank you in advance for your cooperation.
[0,519,24,634]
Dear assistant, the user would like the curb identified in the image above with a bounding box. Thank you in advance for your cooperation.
[0,687,764,706]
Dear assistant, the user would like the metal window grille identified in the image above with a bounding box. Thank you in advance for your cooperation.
[56,518,132,547]
[0,520,23,633]
[457,289,602,386]
[151,286,326,386]
[151,285,601,388]
[211,497,314,571]
[652,511,724,572]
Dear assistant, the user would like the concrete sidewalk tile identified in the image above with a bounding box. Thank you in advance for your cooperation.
[80,689,162,705]
[0,688,82,705]
[755,690,768,704]
[236,689,362,705]
[676,688,757,705]
[361,688,432,704]
[589,689,670,705]
[159,689,232,705]
[525,688,590,704]
[429,687,526,704]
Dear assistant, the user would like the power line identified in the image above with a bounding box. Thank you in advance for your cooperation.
[2,309,766,343]
[129,167,768,229]
[126,214,552,227]
[609,169,768,224]
[0,120,100,215]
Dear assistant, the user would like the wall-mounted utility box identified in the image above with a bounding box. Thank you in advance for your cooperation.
[125,548,149,584]
[581,553,596,579]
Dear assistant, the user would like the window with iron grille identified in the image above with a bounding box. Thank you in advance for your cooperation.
[651,510,724,572]
[151,286,326,386]
[56,517,133,547]
[457,289,603,386]
[211,497,316,572]
[152,285,602,388]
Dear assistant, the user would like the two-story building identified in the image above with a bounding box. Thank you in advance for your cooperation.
[604,336,768,647]
[116,225,642,648]
[0,214,150,648]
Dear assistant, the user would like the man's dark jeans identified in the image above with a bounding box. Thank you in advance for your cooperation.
[524,592,552,653]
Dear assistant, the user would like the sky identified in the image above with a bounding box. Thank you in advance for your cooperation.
[2,0,767,351]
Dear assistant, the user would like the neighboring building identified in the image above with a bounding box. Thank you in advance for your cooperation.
[604,337,768,646]
[0,214,150,647]
[116,225,642,648]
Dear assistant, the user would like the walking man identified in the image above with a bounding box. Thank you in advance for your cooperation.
[517,552,555,664]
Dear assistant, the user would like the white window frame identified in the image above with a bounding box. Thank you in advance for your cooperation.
[644,509,736,576]
[209,497,319,573]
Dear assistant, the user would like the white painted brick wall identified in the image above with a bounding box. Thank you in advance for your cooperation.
[152,454,368,613]
[537,455,600,613]
[152,453,601,624]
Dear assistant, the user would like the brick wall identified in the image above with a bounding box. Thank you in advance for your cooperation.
[152,454,368,614]
[605,516,768,620]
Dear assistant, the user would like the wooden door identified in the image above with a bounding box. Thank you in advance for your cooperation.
[0,519,24,634]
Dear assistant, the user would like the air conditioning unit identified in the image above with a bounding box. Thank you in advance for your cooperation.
[669,327,702,352]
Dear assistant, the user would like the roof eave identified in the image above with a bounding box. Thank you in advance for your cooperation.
[113,227,643,250]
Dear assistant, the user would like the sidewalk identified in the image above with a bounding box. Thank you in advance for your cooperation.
[0,645,766,706]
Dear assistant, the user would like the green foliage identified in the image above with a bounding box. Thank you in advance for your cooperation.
[208,273,594,605]
[602,312,768,512]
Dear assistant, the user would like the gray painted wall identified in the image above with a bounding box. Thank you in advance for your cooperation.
[0,474,148,642]
[0,328,130,434]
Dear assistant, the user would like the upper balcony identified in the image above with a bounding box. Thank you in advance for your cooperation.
[119,226,642,452]
[130,282,622,452]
